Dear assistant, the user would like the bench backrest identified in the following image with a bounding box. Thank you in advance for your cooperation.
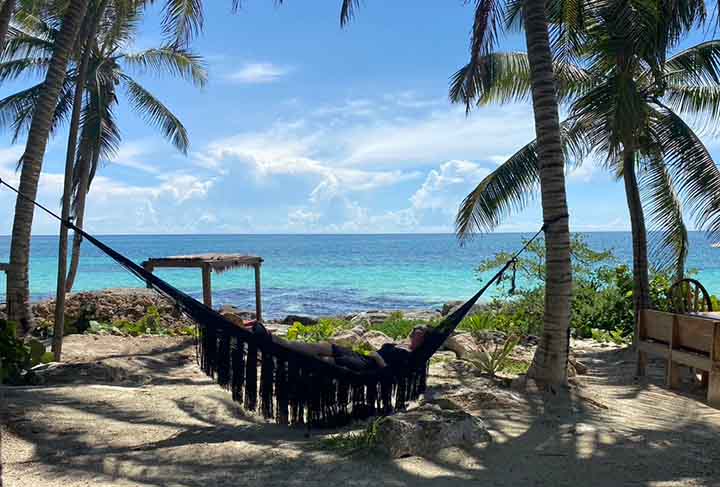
[640,309,717,355]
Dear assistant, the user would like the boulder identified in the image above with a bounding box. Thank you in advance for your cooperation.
[219,306,256,326]
[349,309,442,328]
[441,301,485,317]
[443,333,479,360]
[329,325,369,349]
[363,330,394,349]
[375,403,490,458]
[282,315,318,327]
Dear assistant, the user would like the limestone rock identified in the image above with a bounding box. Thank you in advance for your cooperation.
[329,325,369,349]
[441,301,485,317]
[282,315,318,326]
[443,333,479,360]
[363,330,394,349]
[375,404,490,458]
[349,309,442,328]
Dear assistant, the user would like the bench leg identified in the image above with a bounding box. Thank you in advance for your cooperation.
[667,359,684,390]
[636,350,647,377]
[709,365,720,409]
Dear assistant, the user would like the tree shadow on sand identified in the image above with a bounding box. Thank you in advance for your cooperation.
[3,346,720,487]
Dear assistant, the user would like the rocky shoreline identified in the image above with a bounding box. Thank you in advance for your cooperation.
[0,288,469,331]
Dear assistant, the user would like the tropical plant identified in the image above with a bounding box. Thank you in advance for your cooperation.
[465,334,520,377]
[449,0,573,386]
[0,2,206,353]
[451,1,720,346]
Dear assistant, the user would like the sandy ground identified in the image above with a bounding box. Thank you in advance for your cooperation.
[2,335,720,487]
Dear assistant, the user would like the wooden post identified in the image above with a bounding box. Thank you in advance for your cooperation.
[667,315,684,389]
[202,264,212,308]
[637,310,648,377]
[709,322,720,408]
[254,263,262,322]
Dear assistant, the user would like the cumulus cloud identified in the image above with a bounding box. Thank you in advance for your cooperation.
[228,62,290,84]
[411,160,490,213]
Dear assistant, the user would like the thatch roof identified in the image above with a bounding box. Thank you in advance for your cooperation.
[142,254,263,274]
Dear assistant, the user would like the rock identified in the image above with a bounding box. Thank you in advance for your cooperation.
[472,330,508,346]
[363,330,394,349]
[569,357,588,375]
[329,325,368,349]
[375,403,490,458]
[441,301,485,317]
[219,305,255,321]
[443,333,479,360]
[349,309,442,328]
[282,315,318,326]
[425,386,521,412]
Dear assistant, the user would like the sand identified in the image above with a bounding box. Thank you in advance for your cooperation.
[2,335,720,487]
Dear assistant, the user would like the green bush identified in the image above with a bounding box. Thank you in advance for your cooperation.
[286,318,351,342]
[466,335,520,377]
[1,319,53,384]
[84,306,195,337]
[475,235,685,340]
[369,311,434,340]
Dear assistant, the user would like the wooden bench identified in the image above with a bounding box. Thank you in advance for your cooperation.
[637,309,720,408]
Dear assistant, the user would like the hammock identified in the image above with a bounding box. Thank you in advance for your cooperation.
[0,178,547,427]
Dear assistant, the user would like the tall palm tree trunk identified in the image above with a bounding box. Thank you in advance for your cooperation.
[54,3,105,360]
[6,0,89,334]
[523,0,573,386]
[622,148,651,346]
[0,0,15,53]
[64,149,93,294]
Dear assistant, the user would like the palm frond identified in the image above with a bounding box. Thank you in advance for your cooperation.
[120,45,207,86]
[663,84,720,135]
[650,104,720,239]
[2,25,55,61]
[121,74,189,153]
[0,56,50,82]
[664,40,720,87]
[641,155,689,279]
[161,0,203,45]
[339,0,360,27]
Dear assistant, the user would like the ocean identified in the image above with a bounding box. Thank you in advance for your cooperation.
[1,233,719,319]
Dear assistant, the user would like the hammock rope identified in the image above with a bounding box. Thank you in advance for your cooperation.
[0,177,551,427]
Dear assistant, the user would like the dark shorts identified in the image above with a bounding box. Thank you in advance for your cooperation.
[331,345,375,371]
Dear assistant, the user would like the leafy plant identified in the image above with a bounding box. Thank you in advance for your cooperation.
[369,311,434,340]
[458,313,495,334]
[286,318,350,343]
[1,320,53,384]
[318,418,383,456]
[466,335,520,378]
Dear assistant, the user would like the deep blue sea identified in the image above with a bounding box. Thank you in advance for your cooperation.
[0,233,719,319]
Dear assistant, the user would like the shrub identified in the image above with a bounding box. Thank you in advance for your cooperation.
[1,320,53,384]
[286,318,350,342]
[318,418,383,456]
[369,311,434,340]
[466,335,520,377]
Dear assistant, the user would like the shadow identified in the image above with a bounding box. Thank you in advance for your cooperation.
[3,343,720,487]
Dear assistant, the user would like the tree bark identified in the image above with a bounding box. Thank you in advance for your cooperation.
[6,0,90,334]
[523,0,573,387]
[65,148,93,293]
[0,0,15,54]
[53,3,104,360]
[622,148,651,347]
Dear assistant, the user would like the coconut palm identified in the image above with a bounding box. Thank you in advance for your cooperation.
[1,1,206,344]
[451,1,720,340]
[441,0,573,385]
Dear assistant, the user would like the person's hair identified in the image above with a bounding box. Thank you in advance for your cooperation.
[410,325,434,337]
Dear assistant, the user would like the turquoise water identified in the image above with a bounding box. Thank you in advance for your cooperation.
[0,233,719,319]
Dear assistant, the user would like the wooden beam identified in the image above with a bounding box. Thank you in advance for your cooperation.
[709,322,720,408]
[142,262,154,289]
[0,262,8,272]
[202,264,212,308]
[254,263,262,322]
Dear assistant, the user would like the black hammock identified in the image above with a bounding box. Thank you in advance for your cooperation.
[0,178,548,427]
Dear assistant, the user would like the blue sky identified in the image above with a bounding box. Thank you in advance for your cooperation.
[0,1,717,235]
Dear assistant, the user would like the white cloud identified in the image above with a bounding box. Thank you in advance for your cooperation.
[228,62,290,84]
[108,143,160,174]
[411,160,490,213]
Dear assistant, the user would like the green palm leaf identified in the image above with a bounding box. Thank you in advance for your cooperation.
[120,45,207,86]
[121,74,189,153]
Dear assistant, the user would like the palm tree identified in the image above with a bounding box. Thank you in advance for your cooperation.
[446,0,573,385]
[1,1,206,352]
[0,0,17,52]
[0,0,210,332]
[451,2,720,341]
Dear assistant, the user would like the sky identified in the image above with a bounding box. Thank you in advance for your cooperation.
[0,1,717,235]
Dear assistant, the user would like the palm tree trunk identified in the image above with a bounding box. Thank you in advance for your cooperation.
[622,148,651,347]
[523,0,573,387]
[53,3,105,360]
[65,150,93,294]
[5,0,89,334]
[0,0,15,53]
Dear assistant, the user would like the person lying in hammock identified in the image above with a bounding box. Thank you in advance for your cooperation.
[241,320,433,371]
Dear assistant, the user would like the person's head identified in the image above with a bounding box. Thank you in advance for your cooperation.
[408,326,433,351]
